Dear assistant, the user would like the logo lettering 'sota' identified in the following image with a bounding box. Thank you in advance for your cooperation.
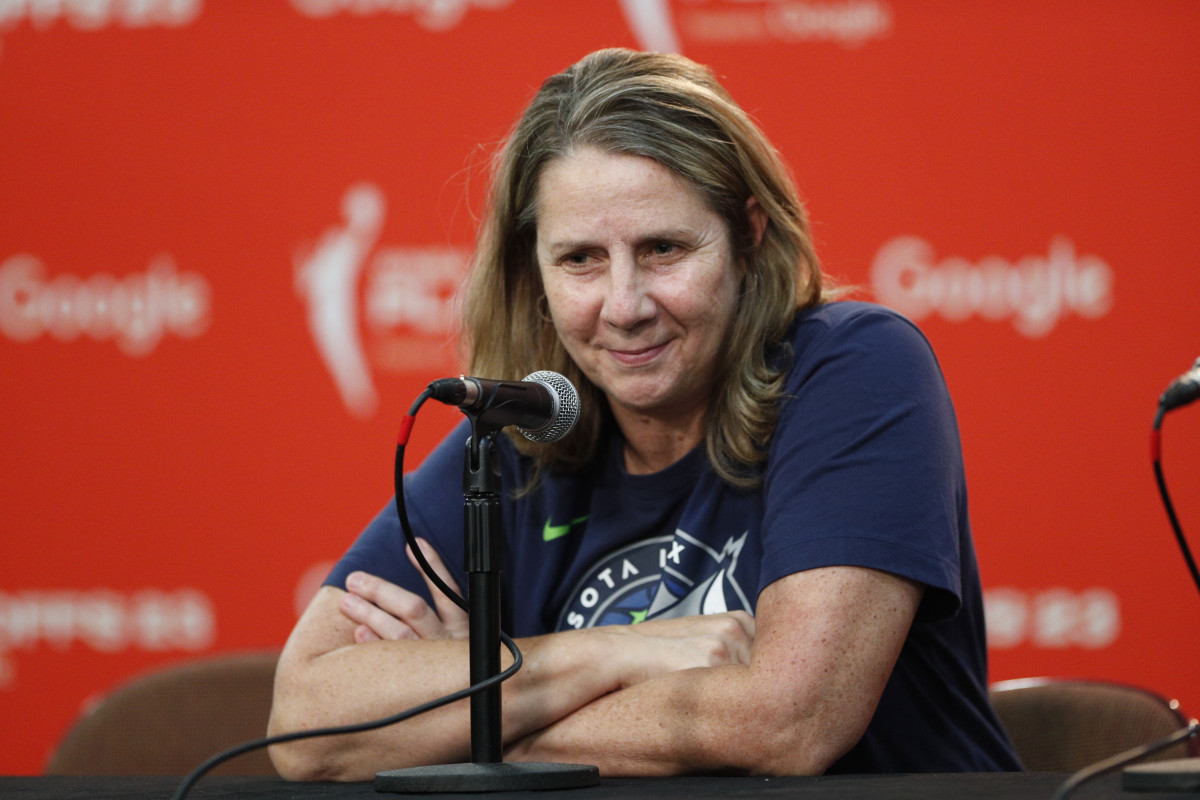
[557,530,751,631]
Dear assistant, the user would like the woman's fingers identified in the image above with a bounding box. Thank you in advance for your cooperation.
[407,539,469,639]
[609,611,757,687]
[340,540,471,642]
[343,570,446,639]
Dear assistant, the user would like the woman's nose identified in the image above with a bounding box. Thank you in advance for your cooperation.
[600,258,655,329]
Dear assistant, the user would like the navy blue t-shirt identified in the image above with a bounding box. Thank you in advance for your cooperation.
[325,301,1022,773]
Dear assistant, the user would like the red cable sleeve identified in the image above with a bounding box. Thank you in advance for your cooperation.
[397,415,415,446]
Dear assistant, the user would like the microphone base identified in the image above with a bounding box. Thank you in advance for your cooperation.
[375,761,600,793]
[1123,757,1200,792]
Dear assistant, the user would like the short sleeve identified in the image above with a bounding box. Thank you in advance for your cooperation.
[759,304,966,620]
[322,419,474,602]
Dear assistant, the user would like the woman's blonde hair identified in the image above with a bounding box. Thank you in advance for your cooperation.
[462,48,826,487]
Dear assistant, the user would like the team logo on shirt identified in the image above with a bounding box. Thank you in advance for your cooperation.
[555,530,751,630]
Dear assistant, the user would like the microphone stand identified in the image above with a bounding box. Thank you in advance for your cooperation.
[375,421,599,792]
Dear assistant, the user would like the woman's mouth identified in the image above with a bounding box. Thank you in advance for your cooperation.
[607,342,668,367]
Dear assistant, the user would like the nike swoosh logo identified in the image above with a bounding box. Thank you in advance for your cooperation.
[543,515,588,542]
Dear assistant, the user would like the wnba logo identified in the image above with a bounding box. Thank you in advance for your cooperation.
[294,183,468,419]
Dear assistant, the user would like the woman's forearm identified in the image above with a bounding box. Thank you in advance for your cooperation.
[505,661,826,776]
[269,587,753,780]
[508,567,922,777]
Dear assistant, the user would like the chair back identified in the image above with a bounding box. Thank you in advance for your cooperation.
[45,650,281,776]
[990,677,1197,772]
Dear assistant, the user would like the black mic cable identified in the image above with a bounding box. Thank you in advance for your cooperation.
[1151,356,1200,598]
[1051,358,1200,800]
[170,387,526,800]
[1051,721,1199,800]
[1051,358,1200,799]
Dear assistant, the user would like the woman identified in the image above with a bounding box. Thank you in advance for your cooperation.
[268,48,1021,779]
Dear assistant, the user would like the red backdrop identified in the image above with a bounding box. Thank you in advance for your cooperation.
[2,0,1198,775]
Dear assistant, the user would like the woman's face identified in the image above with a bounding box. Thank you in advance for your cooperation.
[535,147,742,426]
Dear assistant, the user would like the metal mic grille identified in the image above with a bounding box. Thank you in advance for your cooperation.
[518,371,580,443]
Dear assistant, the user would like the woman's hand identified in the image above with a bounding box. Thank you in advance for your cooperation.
[339,539,469,642]
[280,540,757,780]
[605,610,755,688]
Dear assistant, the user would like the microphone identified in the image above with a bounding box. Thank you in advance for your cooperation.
[428,371,580,443]
[1159,357,1200,411]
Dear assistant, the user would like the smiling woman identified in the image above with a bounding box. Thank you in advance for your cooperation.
[535,148,747,474]
[464,49,819,487]
[267,48,1023,781]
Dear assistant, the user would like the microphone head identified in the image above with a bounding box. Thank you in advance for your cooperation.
[518,371,579,443]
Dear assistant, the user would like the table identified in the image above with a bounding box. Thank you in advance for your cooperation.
[2,773,1197,800]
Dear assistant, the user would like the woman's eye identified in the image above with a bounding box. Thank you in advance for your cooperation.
[556,252,603,274]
